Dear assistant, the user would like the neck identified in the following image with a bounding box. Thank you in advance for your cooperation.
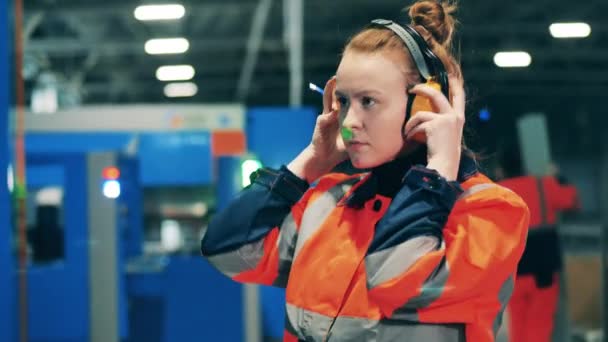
[372,146,427,197]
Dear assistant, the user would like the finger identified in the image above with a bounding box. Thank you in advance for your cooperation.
[448,75,466,115]
[409,83,452,114]
[331,98,339,112]
[322,76,337,114]
[318,108,339,128]
[404,111,439,134]
[406,122,430,141]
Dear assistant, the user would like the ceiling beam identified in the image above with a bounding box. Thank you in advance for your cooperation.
[24,1,258,15]
[25,37,285,56]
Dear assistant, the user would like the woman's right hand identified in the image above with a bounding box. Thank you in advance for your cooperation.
[287,77,347,182]
[308,77,348,167]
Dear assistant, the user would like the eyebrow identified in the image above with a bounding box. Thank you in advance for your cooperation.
[335,89,383,98]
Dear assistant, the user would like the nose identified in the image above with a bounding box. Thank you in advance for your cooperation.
[341,105,363,131]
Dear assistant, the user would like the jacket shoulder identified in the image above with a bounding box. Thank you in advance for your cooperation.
[457,173,529,214]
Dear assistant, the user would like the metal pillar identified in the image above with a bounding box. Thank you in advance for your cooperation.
[87,153,119,342]
[516,113,552,176]
[284,0,303,107]
[236,0,273,102]
[216,156,262,342]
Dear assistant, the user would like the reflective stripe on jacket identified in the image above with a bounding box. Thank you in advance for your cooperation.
[202,156,530,341]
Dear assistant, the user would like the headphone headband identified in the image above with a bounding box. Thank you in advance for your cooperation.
[368,19,448,97]
[369,19,432,80]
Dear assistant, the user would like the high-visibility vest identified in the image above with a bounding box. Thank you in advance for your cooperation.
[205,167,529,341]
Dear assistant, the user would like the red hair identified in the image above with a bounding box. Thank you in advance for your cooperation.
[345,1,462,83]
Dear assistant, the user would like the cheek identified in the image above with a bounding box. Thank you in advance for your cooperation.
[372,112,406,154]
[372,111,405,141]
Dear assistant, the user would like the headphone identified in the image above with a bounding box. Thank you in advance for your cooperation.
[368,19,449,125]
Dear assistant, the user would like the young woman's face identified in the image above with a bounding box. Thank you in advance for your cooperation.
[335,50,413,169]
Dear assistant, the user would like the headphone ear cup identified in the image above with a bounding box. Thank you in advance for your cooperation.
[404,80,442,143]
[403,93,426,143]
[410,80,441,117]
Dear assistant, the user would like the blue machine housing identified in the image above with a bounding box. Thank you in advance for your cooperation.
[26,132,212,187]
[22,131,233,342]
[26,153,91,342]
[15,106,317,341]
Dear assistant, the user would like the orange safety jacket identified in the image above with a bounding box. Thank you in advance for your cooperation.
[498,176,578,228]
[202,155,529,341]
[499,175,578,287]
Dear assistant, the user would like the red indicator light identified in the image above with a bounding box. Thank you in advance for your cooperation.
[102,167,120,180]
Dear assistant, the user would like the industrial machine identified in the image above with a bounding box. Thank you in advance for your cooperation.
[11,104,316,342]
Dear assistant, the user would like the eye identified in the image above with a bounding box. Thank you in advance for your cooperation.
[361,96,376,108]
[337,95,349,107]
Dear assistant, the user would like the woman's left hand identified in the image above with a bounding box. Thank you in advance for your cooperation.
[404,76,466,181]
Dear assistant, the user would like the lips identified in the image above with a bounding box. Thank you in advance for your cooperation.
[347,141,368,150]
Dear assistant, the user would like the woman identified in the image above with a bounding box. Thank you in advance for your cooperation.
[201,1,529,341]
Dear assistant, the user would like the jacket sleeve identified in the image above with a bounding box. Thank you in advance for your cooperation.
[365,167,530,318]
[201,166,310,287]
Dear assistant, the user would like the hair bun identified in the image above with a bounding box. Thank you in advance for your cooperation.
[408,1,457,47]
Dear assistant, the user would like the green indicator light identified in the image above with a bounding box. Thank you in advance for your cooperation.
[242,159,263,187]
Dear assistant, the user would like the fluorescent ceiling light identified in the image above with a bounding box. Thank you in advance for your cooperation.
[164,82,198,98]
[549,22,591,38]
[134,4,185,21]
[156,65,195,81]
[145,38,189,55]
[493,51,532,68]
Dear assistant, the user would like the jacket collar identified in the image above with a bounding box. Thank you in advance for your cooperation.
[345,150,479,208]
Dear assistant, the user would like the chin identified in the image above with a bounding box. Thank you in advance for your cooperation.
[349,154,383,170]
